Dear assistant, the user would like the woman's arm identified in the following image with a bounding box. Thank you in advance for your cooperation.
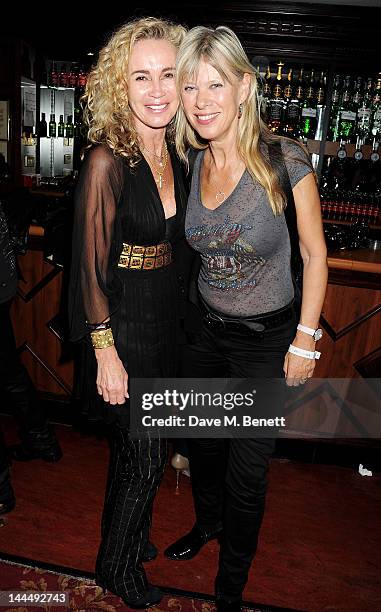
[283,172,328,386]
[69,146,128,404]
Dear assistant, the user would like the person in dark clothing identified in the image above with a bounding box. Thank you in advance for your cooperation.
[0,201,62,518]
[68,17,189,609]
[0,202,17,516]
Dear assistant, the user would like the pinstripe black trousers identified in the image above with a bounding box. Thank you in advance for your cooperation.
[95,425,167,598]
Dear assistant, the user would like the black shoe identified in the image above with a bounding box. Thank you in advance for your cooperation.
[0,492,16,515]
[216,599,242,612]
[0,497,16,515]
[10,425,63,463]
[123,585,163,609]
[9,440,62,463]
[0,478,16,515]
[164,523,222,560]
[142,541,158,563]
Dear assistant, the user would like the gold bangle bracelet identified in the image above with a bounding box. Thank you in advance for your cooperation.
[90,328,114,349]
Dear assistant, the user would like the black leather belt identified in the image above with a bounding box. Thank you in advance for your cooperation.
[200,298,295,335]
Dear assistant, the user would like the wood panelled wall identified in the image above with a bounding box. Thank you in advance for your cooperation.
[10,236,73,398]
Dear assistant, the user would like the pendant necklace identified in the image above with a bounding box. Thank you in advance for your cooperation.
[143,141,168,189]
[208,159,243,204]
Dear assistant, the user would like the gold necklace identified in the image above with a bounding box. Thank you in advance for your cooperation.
[143,141,168,189]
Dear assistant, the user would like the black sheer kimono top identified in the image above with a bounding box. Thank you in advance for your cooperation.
[68,143,189,342]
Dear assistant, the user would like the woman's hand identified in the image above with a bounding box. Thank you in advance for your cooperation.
[95,345,129,404]
[283,331,317,386]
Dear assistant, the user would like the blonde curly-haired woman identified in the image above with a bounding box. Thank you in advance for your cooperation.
[69,17,188,608]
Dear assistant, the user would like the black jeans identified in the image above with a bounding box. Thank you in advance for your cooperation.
[182,311,297,599]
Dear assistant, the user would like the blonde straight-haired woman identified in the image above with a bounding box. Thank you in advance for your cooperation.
[69,17,188,608]
[164,26,327,610]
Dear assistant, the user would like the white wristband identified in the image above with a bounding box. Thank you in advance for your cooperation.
[297,323,315,336]
[288,344,321,360]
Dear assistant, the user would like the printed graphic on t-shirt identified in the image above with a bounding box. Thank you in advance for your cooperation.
[186,215,265,291]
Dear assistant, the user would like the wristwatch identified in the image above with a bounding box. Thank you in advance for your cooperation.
[297,323,323,341]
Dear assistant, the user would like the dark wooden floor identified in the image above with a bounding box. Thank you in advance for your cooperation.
[1,415,381,612]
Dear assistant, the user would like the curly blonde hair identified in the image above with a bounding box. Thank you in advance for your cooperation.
[82,17,187,166]
[175,26,312,215]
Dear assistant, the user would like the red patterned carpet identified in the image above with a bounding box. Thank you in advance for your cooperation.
[1,416,381,611]
[0,559,282,612]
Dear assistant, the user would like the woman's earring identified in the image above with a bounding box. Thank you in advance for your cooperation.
[238,102,243,118]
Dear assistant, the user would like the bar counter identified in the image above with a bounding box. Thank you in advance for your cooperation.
[10,227,381,398]
[316,248,381,378]
[328,248,381,275]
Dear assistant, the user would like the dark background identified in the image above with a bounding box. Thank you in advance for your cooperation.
[3,1,381,68]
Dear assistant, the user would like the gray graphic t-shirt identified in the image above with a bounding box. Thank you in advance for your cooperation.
[185,139,313,317]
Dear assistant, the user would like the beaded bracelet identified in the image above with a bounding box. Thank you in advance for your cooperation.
[90,328,114,349]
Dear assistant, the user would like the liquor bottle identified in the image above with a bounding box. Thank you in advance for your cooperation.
[316,71,326,106]
[295,67,305,102]
[49,113,56,138]
[328,75,341,142]
[371,77,381,138]
[357,77,373,144]
[331,140,349,181]
[370,139,380,163]
[283,68,293,102]
[262,65,272,114]
[283,69,301,138]
[329,141,350,221]
[351,136,365,190]
[74,116,82,139]
[305,69,316,100]
[268,61,285,134]
[65,115,74,139]
[59,63,69,87]
[50,61,59,87]
[367,146,380,225]
[58,115,65,137]
[352,76,363,107]
[73,103,82,139]
[319,156,331,219]
[38,112,47,138]
[77,65,87,91]
[368,140,381,201]
[351,137,372,223]
[69,63,78,88]
[300,70,317,139]
[338,76,357,143]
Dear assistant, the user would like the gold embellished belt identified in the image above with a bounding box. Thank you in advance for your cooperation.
[118,241,172,270]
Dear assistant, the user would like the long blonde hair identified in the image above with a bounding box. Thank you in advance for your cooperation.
[175,25,309,215]
[82,17,187,166]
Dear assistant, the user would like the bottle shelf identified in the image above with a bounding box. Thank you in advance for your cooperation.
[323,218,381,229]
[307,139,376,159]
